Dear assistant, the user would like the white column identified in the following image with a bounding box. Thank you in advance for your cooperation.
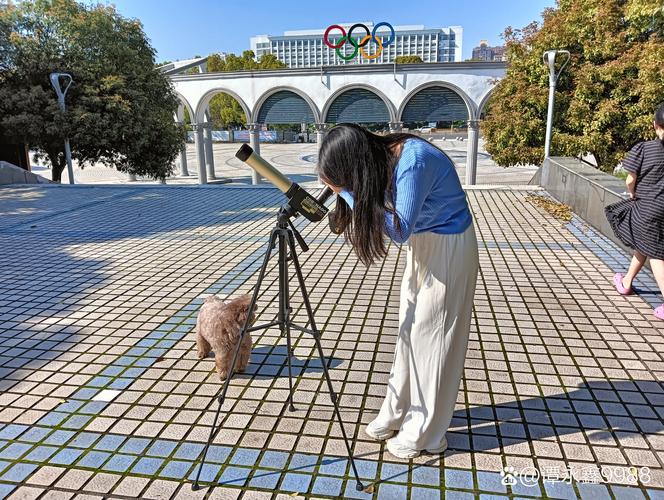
[177,121,189,176]
[465,119,480,186]
[315,123,328,151]
[203,120,216,180]
[193,124,207,185]
[248,123,261,185]
[315,123,328,186]
[389,121,403,133]
[179,145,189,176]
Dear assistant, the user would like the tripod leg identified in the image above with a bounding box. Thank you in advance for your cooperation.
[192,229,278,490]
[279,231,296,412]
[286,233,365,492]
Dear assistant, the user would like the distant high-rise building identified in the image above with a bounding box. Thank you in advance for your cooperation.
[472,40,506,62]
[251,23,463,68]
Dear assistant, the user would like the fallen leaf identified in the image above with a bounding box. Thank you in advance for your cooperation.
[526,194,572,222]
[154,357,165,363]
[363,484,375,493]
[288,493,299,497]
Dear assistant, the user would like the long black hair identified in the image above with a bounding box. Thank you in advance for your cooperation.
[317,123,424,266]
[656,104,664,145]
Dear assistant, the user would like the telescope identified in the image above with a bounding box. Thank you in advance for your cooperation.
[235,144,333,222]
[195,144,367,493]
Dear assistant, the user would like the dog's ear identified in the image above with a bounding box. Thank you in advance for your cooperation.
[233,294,254,323]
[206,295,224,304]
[237,294,254,310]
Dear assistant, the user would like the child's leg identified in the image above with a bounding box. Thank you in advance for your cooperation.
[648,258,664,301]
[623,250,646,289]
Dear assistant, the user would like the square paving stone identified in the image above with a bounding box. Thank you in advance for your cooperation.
[102,454,136,473]
[131,457,164,476]
[280,472,312,493]
[248,469,281,490]
[311,476,343,497]
[158,460,193,479]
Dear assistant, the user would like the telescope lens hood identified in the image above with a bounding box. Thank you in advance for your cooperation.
[235,144,253,162]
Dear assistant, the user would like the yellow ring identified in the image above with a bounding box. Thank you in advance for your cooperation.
[359,34,383,60]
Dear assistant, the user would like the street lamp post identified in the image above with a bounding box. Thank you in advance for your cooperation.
[542,50,570,159]
[49,72,75,184]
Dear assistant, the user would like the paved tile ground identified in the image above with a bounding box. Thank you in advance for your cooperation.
[0,184,662,500]
[29,140,538,187]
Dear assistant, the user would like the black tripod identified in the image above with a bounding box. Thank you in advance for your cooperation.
[192,203,365,492]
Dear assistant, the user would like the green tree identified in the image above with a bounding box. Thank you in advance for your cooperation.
[394,55,423,64]
[0,11,11,74]
[209,94,245,128]
[258,53,286,69]
[207,52,225,72]
[482,0,664,171]
[206,50,286,128]
[0,0,185,182]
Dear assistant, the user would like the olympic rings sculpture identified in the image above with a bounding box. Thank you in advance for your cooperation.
[323,22,395,60]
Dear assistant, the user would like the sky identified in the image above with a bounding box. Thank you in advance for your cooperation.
[105,0,557,63]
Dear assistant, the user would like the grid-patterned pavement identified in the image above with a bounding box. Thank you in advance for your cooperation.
[0,184,662,500]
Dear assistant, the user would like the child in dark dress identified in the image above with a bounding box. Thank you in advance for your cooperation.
[606,104,664,319]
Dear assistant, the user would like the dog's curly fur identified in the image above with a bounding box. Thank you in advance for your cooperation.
[196,294,256,380]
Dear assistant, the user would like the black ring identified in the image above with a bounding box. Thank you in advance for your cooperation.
[347,23,371,48]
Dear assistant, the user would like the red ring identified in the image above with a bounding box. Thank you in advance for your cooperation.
[324,24,346,49]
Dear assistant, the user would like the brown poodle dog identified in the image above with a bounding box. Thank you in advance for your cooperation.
[196,294,256,380]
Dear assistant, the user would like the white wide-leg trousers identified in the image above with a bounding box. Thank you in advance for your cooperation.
[375,224,479,452]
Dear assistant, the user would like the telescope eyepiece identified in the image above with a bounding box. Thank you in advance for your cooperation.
[316,186,335,206]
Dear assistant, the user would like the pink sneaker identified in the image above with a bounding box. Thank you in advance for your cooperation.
[654,305,664,320]
[613,273,633,296]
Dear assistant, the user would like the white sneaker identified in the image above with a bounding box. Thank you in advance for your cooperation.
[386,436,449,459]
[386,437,420,459]
[365,420,397,441]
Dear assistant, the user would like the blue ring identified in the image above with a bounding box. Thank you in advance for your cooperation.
[372,22,395,47]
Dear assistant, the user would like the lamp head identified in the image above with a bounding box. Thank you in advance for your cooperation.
[49,72,73,99]
[542,50,570,80]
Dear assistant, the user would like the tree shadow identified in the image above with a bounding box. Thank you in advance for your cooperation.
[362,378,663,489]
[433,379,663,458]
[0,185,296,236]
[0,184,326,391]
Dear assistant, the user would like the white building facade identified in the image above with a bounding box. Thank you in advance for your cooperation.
[251,23,462,68]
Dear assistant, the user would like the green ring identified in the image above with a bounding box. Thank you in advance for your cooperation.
[347,36,361,49]
[336,36,358,61]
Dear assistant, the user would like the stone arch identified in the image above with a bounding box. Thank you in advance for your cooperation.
[252,86,321,124]
[477,86,497,119]
[174,92,195,122]
[397,82,476,123]
[322,84,397,124]
[194,88,251,124]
